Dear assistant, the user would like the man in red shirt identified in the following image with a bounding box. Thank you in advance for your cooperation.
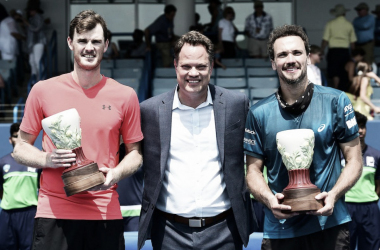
[13,10,143,250]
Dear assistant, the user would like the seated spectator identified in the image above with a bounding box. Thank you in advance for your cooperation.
[127,29,146,58]
[347,62,380,120]
[214,44,226,69]
[103,29,119,60]
[218,6,238,59]
[307,45,324,86]
[0,4,20,61]
[203,0,223,43]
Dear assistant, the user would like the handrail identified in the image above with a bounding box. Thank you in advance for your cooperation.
[13,97,25,123]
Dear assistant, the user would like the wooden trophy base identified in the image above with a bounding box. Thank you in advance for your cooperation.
[281,187,324,213]
[62,162,105,197]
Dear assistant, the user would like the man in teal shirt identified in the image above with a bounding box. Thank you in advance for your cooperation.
[244,25,362,249]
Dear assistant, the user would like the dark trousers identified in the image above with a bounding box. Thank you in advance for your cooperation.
[346,202,380,250]
[31,218,124,250]
[261,223,350,250]
[151,210,242,250]
[221,41,236,58]
[0,206,36,250]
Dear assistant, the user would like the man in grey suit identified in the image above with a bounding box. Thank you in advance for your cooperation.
[138,31,256,250]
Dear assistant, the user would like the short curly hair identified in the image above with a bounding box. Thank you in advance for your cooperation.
[267,25,310,61]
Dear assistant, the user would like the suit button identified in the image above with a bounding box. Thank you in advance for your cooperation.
[151,204,155,210]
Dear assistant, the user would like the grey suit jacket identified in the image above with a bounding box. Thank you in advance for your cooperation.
[138,84,256,249]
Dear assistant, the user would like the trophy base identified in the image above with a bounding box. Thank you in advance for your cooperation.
[281,187,324,213]
[62,163,105,197]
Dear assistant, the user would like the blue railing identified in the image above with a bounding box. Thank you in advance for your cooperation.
[13,97,24,123]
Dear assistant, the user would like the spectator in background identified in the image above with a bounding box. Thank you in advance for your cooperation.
[0,4,20,61]
[347,62,380,120]
[321,4,356,90]
[218,6,238,59]
[189,13,204,33]
[0,123,39,250]
[373,5,380,46]
[244,0,273,58]
[353,2,376,65]
[344,48,365,85]
[214,44,226,69]
[145,4,177,67]
[22,1,46,79]
[307,45,323,86]
[341,111,380,250]
[103,29,119,60]
[128,29,146,58]
[204,0,223,43]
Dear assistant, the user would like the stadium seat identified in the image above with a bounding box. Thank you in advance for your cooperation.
[114,77,140,89]
[155,68,177,78]
[115,59,144,68]
[152,78,177,96]
[101,60,114,69]
[113,68,142,79]
[247,67,277,77]
[372,87,380,99]
[250,88,277,101]
[245,58,272,68]
[220,58,244,67]
[217,67,245,78]
[248,77,279,89]
[216,78,247,88]
[100,68,112,77]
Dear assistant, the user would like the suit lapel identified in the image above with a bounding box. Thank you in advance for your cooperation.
[211,85,226,167]
[159,90,174,177]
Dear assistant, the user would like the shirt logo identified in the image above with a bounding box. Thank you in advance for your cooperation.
[245,128,256,135]
[102,105,111,110]
[3,164,10,173]
[318,124,326,132]
[344,104,353,113]
[366,156,375,167]
[346,117,357,129]
[244,138,256,145]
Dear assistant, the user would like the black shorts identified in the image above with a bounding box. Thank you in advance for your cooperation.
[32,218,124,250]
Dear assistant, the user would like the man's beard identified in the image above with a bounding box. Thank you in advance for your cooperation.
[280,63,307,86]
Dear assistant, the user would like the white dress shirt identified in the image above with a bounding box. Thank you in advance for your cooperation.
[156,86,231,217]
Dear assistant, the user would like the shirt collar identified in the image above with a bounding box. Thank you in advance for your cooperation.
[172,85,213,110]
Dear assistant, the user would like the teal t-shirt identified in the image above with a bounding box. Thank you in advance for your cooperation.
[244,85,358,239]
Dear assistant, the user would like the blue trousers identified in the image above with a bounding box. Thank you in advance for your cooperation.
[0,206,36,250]
[346,202,380,250]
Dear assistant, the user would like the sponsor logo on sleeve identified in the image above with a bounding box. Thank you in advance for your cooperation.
[245,128,256,135]
[366,156,375,167]
[244,138,256,145]
[344,104,354,117]
[346,117,357,129]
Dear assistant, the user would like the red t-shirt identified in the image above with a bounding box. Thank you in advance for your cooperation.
[20,73,143,220]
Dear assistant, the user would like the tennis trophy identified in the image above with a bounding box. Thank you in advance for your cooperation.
[42,108,105,197]
[276,129,323,212]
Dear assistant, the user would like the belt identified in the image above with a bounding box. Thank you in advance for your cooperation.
[157,209,232,228]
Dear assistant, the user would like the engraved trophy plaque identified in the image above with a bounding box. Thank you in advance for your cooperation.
[42,108,105,196]
[276,129,323,212]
